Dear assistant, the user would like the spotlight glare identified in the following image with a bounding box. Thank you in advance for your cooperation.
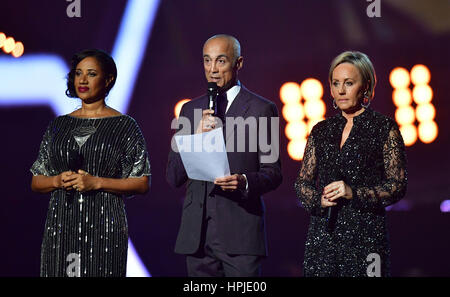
[304,99,326,120]
[418,121,438,144]
[174,99,191,119]
[416,103,435,122]
[285,121,308,140]
[395,106,415,126]
[410,64,431,85]
[440,200,450,213]
[412,84,433,104]
[3,37,15,53]
[0,32,6,48]
[287,139,307,161]
[399,124,417,146]
[12,42,24,58]
[282,104,305,122]
[280,82,302,105]
[300,78,323,101]
[393,88,412,107]
[389,67,410,89]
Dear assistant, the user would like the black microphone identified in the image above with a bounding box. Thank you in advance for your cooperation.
[67,149,84,202]
[326,205,338,232]
[207,82,218,115]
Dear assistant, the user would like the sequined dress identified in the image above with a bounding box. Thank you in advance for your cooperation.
[295,108,407,277]
[31,115,151,277]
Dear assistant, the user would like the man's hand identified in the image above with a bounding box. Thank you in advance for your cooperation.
[214,174,247,192]
[196,109,219,134]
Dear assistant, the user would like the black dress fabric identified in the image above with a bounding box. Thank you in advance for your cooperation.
[295,108,407,277]
[31,114,150,277]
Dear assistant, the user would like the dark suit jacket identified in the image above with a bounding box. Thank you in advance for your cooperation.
[166,86,282,256]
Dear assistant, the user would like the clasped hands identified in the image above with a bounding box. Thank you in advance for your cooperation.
[321,180,353,208]
[56,170,98,193]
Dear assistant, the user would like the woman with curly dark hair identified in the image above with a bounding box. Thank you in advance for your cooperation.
[31,49,151,277]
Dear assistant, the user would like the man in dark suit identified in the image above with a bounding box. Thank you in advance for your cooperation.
[166,34,282,277]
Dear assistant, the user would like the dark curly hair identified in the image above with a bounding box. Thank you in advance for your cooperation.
[65,49,117,98]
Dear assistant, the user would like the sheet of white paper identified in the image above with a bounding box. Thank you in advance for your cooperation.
[175,127,230,182]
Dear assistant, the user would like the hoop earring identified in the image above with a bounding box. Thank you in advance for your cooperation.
[361,91,371,108]
[333,99,338,110]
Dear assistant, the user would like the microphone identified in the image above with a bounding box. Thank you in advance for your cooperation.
[207,82,218,115]
[67,149,84,203]
[326,205,338,232]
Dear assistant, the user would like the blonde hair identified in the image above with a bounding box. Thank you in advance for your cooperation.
[328,51,377,100]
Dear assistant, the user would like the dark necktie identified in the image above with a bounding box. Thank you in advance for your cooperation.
[216,93,228,123]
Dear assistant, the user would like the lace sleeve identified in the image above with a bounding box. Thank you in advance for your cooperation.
[351,124,407,211]
[294,131,323,216]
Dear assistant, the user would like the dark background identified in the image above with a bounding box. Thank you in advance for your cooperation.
[1,0,449,276]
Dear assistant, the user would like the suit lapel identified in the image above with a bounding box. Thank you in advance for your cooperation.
[224,87,252,142]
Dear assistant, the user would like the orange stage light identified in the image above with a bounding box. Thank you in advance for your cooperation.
[389,67,410,89]
[174,99,191,119]
[280,82,301,105]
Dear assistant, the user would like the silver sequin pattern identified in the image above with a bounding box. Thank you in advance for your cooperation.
[31,115,151,277]
[294,108,407,277]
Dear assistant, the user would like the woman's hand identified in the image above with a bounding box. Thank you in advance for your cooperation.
[322,180,353,205]
[56,171,76,189]
[63,169,99,193]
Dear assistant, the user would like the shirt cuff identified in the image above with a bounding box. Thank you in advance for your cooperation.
[241,174,249,197]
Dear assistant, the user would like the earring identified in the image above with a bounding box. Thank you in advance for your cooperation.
[361,91,371,108]
[333,99,338,110]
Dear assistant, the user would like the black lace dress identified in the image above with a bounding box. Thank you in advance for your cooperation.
[295,108,407,277]
[31,115,151,277]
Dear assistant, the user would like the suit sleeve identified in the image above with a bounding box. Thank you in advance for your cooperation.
[166,104,189,188]
[244,102,282,199]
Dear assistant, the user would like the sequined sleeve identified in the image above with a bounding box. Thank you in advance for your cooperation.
[295,129,323,216]
[351,124,407,211]
[30,122,53,176]
[121,120,151,180]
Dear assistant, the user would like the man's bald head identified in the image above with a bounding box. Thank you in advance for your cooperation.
[203,34,241,63]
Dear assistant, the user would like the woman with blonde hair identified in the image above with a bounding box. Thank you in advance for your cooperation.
[295,51,407,277]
